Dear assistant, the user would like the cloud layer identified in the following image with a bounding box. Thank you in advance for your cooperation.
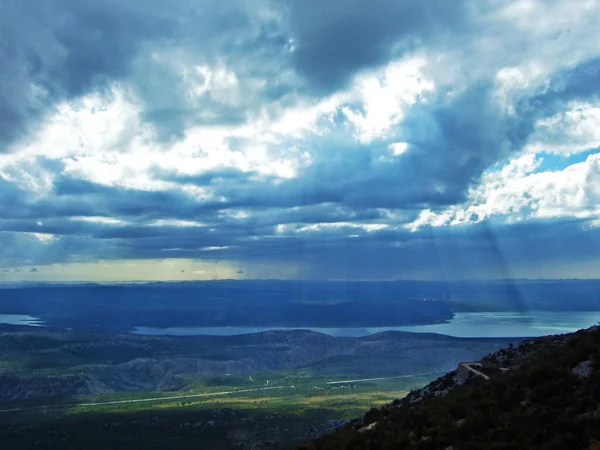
[1,0,600,280]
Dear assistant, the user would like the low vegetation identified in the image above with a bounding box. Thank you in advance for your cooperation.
[302,326,600,449]
[0,370,423,449]
[14,323,595,448]
[2,327,510,449]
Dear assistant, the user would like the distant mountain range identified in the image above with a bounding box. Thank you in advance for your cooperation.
[0,328,514,401]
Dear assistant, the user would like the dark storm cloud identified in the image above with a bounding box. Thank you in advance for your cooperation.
[215,219,600,280]
[392,85,535,204]
[0,230,120,267]
[47,177,224,220]
[0,0,289,148]
[0,0,172,149]
[529,57,600,114]
[0,0,491,150]
[286,0,474,92]
[2,174,600,278]
[91,217,600,280]
[109,1,294,140]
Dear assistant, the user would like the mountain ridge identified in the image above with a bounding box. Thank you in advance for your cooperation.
[0,327,514,401]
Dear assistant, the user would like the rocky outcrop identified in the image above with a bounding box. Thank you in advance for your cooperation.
[572,360,593,378]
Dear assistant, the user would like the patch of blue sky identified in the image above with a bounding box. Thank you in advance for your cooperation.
[535,148,600,172]
[485,148,599,176]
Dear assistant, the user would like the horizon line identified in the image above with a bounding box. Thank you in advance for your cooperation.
[0,277,599,286]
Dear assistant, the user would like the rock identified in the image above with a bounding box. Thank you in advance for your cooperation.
[577,406,600,420]
[324,419,349,429]
[455,365,472,385]
[572,360,593,378]
[358,422,378,433]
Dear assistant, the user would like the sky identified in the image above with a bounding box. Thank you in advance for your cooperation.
[1,0,600,281]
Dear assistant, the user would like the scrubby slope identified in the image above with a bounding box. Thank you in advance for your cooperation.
[0,328,513,401]
[303,326,600,450]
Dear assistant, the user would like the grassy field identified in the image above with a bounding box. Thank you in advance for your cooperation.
[1,367,438,417]
[0,367,441,449]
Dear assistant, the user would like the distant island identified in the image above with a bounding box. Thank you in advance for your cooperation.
[1,280,600,332]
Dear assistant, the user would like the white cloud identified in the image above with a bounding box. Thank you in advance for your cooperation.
[14,87,149,161]
[407,152,600,230]
[1,83,312,194]
[265,94,343,139]
[0,54,435,205]
[0,155,54,194]
[342,57,434,143]
[526,103,600,155]
[182,62,241,105]
[201,246,230,251]
[388,142,410,156]
[293,222,389,233]
[148,219,206,227]
[28,233,58,243]
[71,216,126,225]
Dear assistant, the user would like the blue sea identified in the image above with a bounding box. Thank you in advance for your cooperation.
[0,314,44,326]
[134,311,600,338]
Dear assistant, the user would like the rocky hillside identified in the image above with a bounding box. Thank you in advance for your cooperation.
[0,374,113,400]
[0,327,513,401]
[302,326,600,450]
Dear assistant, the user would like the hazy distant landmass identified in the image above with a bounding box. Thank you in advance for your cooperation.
[1,280,599,332]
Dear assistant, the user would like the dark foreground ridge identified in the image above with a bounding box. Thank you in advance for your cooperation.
[301,325,600,450]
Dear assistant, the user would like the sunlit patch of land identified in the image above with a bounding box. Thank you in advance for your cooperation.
[0,325,520,448]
